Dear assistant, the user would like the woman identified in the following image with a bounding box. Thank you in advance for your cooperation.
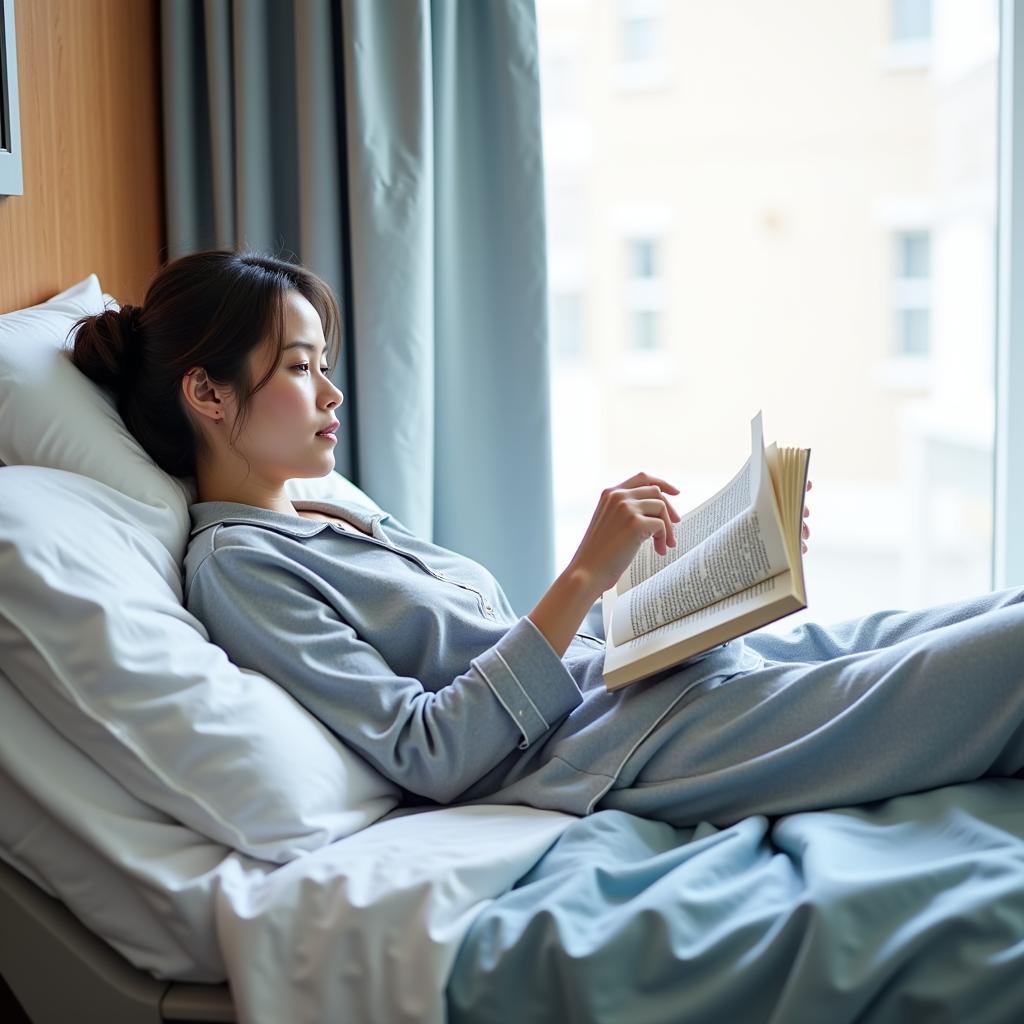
[71,248,1024,826]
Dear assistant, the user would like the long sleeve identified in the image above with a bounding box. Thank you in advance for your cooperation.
[186,543,584,804]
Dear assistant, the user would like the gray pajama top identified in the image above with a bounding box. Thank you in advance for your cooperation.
[183,497,761,817]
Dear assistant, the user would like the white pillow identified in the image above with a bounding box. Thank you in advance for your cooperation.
[0,464,401,863]
[0,275,191,559]
[0,275,386,553]
[0,277,399,859]
[284,468,385,514]
[0,671,229,981]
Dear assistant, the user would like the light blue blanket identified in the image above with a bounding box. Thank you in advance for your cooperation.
[447,778,1024,1023]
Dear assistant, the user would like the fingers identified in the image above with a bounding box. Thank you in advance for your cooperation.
[615,483,681,526]
[619,472,680,497]
[632,496,677,555]
[802,486,811,546]
[608,475,682,557]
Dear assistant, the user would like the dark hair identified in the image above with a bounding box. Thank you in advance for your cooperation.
[69,248,342,479]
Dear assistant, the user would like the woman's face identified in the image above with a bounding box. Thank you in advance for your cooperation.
[222,290,344,486]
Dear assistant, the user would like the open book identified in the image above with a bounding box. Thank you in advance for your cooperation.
[600,411,811,691]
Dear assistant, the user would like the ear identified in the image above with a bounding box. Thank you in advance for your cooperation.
[181,367,230,425]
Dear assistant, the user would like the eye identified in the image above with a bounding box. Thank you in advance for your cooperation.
[292,362,332,375]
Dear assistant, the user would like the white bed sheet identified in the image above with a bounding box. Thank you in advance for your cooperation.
[0,674,576,1022]
[215,805,574,1024]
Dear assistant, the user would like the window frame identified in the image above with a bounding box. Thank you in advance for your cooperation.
[994,0,1024,587]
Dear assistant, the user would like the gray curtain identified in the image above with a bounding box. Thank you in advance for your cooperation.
[161,0,557,616]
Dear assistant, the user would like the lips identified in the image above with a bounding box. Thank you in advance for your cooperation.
[316,422,339,436]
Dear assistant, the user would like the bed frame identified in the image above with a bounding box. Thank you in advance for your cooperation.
[0,857,236,1023]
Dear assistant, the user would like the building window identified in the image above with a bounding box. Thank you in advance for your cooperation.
[615,0,669,92]
[893,229,932,357]
[892,0,932,44]
[885,0,932,70]
[621,12,658,64]
[629,309,660,351]
[897,308,931,356]
[624,236,664,351]
[630,238,658,278]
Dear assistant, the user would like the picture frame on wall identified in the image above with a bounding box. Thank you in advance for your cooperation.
[0,0,23,197]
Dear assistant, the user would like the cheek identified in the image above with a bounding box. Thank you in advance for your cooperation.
[253,381,308,426]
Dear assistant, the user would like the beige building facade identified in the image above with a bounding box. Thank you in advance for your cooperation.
[539,0,998,624]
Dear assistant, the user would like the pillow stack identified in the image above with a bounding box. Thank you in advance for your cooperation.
[0,275,192,558]
[0,276,400,866]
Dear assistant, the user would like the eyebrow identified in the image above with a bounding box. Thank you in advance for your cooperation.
[282,341,327,355]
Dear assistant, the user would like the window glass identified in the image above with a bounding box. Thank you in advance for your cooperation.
[539,0,998,625]
[892,0,932,43]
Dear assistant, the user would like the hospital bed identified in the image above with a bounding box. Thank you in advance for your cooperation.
[1,276,1023,1024]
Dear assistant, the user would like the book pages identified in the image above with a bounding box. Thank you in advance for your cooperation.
[615,449,756,595]
[609,412,791,646]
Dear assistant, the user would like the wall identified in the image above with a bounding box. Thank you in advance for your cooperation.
[0,0,165,312]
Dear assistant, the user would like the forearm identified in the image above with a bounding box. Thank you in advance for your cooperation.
[528,564,603,659]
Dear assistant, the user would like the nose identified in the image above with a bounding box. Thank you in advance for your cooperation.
[322,379,344,408]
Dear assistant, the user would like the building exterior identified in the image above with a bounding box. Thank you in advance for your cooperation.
[539,0,998,625]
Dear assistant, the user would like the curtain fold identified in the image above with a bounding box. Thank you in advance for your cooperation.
[161,0,555,615]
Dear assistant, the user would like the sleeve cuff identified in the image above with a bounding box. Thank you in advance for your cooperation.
[471,615,584,750]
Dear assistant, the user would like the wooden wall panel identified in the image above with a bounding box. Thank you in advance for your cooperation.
[0,0,165,313]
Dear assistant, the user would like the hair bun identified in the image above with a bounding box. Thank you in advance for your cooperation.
[119,304,142,336]
[69,304,145,396]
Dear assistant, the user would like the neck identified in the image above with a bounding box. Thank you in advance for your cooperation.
[194,457,295,516]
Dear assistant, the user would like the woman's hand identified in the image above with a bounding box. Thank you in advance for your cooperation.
[568,472,681,597]
[802,478,812,554]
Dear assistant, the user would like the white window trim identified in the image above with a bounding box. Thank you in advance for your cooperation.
[611,205,673,236]
[882,39,933,72]
[875,354,933,391]
[618,344,677,387]
[615,61,672,94]
[994,0,1024,587]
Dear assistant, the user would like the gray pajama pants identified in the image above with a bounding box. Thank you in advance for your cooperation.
[596,586,1024,826]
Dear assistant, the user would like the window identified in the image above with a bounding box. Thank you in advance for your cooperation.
[630,238,658,278]
[538,0,997,626]
[892,230,932,358]
[892,0,932,43]
[886,0,932,70]
[623,235,664,352]
[628,309,659,351]
[621,12,657,64]
[615,0,669,91]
